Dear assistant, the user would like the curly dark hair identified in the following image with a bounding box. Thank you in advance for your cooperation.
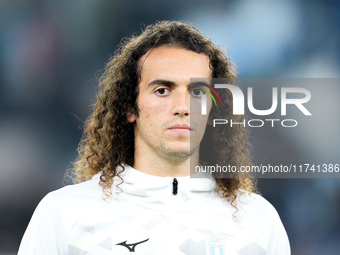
[72,20,256,204]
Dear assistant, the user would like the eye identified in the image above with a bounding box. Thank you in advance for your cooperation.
[155,87,170,96]
[190,88,206,97]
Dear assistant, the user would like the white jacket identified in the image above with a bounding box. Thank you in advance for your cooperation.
[18,166,290,254]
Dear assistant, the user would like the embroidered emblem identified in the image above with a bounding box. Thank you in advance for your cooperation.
[209,241,225,255]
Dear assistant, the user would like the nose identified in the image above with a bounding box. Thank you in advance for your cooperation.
[171,89,190,116]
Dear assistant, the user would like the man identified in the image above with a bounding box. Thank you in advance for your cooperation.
[18,21,290,254]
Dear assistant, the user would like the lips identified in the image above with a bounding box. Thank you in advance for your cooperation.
[169,123,191,130]
[168,123,191,134]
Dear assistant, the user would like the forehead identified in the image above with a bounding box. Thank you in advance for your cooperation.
[138,46,212,83]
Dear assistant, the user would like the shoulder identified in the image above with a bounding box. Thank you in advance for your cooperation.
[236,192,283,231]
[237,192,278,218]
[28,175,103,229]
[47,175,102,202]
[38,175,103,215]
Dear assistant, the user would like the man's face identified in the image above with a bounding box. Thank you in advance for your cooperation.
[128,46,212,163]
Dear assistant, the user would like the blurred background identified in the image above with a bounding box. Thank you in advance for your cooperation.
[0,0,339,254]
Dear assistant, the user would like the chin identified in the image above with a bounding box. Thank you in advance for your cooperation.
[164,148,192,160]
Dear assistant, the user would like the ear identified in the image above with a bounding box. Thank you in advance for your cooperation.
[127,112,137,123]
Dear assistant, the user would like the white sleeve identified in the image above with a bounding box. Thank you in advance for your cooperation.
[256,195,290,255]
[239,193,291,255]
[18,193,69,255]
[264,203,290,255]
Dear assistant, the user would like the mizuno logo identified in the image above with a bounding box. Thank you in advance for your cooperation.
[116,238,149,252]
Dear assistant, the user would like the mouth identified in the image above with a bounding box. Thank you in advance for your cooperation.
[168,124,191,134]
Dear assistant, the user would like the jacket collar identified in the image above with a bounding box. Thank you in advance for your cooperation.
[108,165,217,211]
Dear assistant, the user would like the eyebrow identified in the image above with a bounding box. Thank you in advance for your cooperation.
[148,79,176,87]
[148,79,210,85]
[190,81,210,88]
[147,79,211,90]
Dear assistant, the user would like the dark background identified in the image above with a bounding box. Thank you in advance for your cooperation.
[1,0,339,254]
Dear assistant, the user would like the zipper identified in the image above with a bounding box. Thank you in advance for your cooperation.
[172,178,178,195]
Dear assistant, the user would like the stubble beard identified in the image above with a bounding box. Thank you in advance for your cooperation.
[155,139,199,163]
